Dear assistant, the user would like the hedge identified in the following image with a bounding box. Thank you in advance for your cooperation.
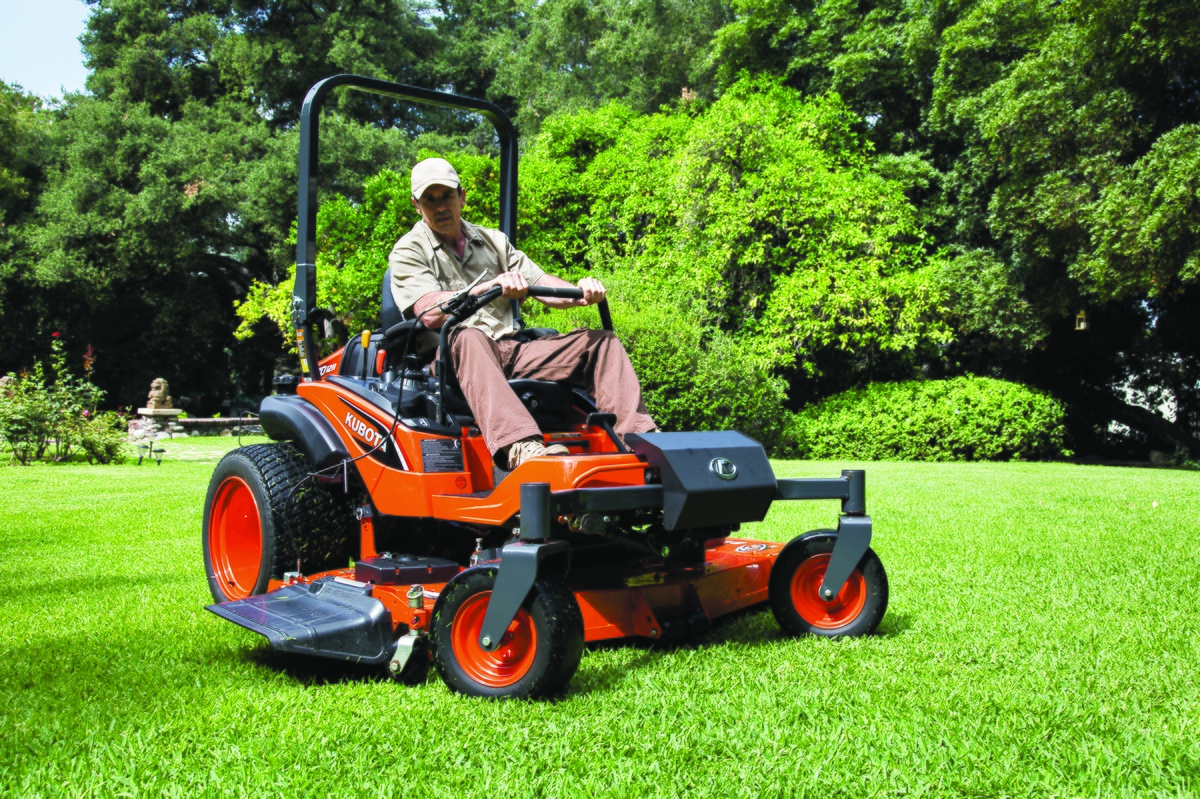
[788,377,1068,461]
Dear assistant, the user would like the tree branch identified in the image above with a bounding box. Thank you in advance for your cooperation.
[1084,388,1200,456]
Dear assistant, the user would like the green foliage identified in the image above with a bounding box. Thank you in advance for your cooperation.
[788,376,1068,461]
[0,82,50,343]
[550,277,791,447]
[708,0,1200,456]
[482,0,729,132]
[45,336,103,462]
[79,410,131,465]
[0,81,43,220]
[0,363,54,465]
[0,335,120,465]
[711,0,943,156]
[520,77,946,380]
[81,0,444,130]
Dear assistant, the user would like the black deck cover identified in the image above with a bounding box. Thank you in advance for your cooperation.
[626,431,777,531]
[207,577,395,664]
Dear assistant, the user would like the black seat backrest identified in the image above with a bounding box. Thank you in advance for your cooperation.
[381,267,404,330]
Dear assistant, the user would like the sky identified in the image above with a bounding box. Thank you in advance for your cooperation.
[0,0,91,98]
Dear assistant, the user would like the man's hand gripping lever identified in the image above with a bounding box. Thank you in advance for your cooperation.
[436,271,489,319]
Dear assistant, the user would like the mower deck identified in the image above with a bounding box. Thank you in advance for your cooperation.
[216,535,782,652]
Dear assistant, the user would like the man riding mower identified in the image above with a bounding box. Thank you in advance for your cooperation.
[202,75,890,699]
[388,155,657,471]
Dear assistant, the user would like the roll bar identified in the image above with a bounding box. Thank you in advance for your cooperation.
[292,75,519,381]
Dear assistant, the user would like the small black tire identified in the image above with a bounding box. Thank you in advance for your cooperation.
[431,567,584,699]
[202,443,354,604]
[389,637,432,686]
[769,530,888,637]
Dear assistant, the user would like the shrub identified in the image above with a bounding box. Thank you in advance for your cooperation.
[0,364,54,464]
[0,335,115,465]
[537,275,791,451]
[79,410,130,464]
[46,336,102,461]
[788,377,1068,461]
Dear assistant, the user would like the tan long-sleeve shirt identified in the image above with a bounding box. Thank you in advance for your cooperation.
[388,219,546,339]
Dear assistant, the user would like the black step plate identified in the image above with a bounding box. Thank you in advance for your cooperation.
[207,577,394,664]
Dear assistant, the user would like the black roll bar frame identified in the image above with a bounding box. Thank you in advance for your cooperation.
[292,75,519,381]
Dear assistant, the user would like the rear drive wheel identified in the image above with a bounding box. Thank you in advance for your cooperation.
[202,443,354,603]
[432,568,584,699]
[769,530,888,637]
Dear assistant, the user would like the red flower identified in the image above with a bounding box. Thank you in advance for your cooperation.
[52,332,60,338]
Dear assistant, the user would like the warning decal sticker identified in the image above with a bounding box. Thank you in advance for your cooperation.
[421,438,464,472]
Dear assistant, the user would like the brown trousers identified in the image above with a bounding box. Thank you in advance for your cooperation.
[450,327,657,456]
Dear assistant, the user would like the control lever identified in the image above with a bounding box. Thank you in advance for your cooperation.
[437,271,488,317]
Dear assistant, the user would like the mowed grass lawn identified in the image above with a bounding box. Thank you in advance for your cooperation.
[1,437,1198,797]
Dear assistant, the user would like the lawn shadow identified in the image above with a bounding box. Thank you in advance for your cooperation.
[244,645,391,686]
[876,611,913,636]
[574,605,913,695]
[4,573,161,600]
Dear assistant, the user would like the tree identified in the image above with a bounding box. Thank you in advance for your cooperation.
[930,0,1200,454]
[0,83,54,383]
[5,0,457,412]
[480,0,730,132]
[711,0,1200,455]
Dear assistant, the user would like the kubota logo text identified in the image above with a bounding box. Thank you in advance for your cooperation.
[345,411,386,449]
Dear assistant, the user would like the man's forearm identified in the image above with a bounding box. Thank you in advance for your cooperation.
[411,290,457,330]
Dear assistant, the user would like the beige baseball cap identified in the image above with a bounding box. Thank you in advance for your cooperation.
[411,157,461,201]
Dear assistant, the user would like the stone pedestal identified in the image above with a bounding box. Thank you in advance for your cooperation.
[130,408,185,441]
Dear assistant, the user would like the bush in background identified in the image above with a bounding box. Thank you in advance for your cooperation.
[79,410,131,464]
[0,335,126,465]
[788,377,1068,461]
[0,363,54,464]
[531,274,791,450]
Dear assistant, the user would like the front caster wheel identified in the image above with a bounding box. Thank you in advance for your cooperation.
[431,568,584,699]
[769,530,888,637]
[389,636,431,686]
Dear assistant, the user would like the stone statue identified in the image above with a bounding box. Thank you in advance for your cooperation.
[146,378,173,410]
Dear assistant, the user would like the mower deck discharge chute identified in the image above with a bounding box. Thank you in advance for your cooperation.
[202,75,890,699]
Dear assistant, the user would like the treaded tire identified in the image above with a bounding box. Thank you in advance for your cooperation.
[431,567,584,699]
[203,443,354,604]
[769,530,888,638]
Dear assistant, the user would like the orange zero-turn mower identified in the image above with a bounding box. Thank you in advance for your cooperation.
[202,75,889,699]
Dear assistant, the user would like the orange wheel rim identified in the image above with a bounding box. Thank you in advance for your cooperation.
[451,591,537,688]
[208,476,263,600]
[790,553,867,629]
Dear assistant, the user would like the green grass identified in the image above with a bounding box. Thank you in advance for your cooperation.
[2,441,1198,797]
